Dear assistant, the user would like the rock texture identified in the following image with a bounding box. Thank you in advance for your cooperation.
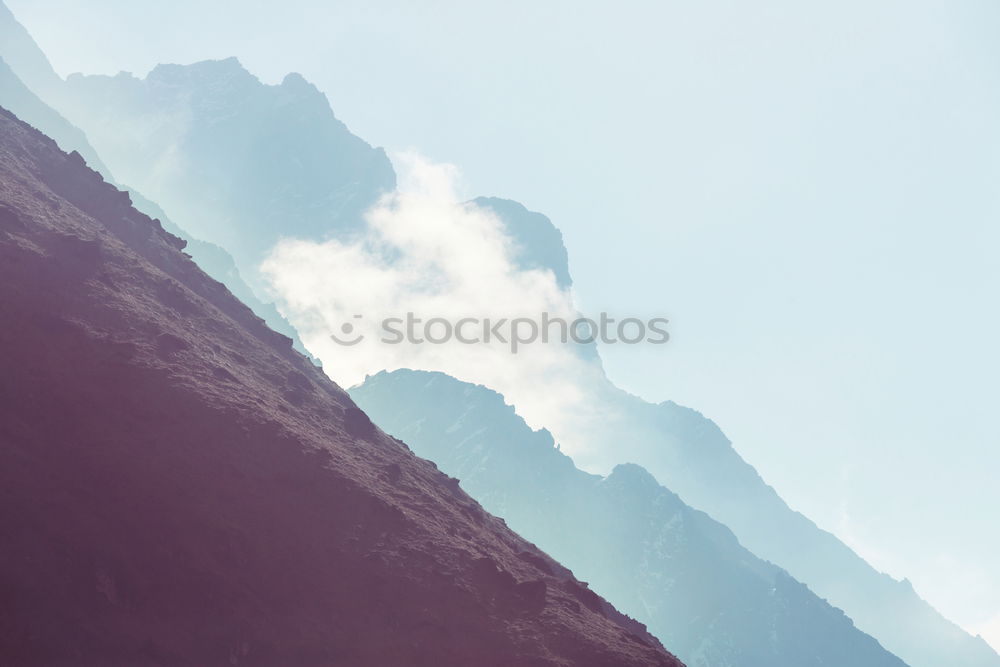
[0,106,680,667]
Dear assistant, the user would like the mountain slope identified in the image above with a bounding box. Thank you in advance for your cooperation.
[352,369,910,667]
[0,106,679,667]
[125,188,311,357]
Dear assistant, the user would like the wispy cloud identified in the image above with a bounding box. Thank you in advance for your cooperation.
[261,152,609,457]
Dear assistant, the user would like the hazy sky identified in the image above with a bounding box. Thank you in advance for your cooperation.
[10,0,999,645]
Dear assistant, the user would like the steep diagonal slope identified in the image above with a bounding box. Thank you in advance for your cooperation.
[0,107,679,667]
[125,189,310,357]
[352,369,910,667]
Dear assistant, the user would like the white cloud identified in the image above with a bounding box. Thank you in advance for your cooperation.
[261,152,610,461]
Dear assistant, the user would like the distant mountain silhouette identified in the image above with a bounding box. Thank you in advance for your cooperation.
[473,197,573,289]
[0,1,61,105]
[0,55,110,178]
[352,369,910,667]
[0,105,680,667]
[57,58,395,282]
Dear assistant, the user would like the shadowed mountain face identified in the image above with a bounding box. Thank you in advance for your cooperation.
[351,369,910,667]
[57,59,396,279]
[0,107,680,667]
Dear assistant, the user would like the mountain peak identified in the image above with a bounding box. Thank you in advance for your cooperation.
[473,196,573,288]
[606,462,660,487]
[147,56,257,85]
[281,71,316,91]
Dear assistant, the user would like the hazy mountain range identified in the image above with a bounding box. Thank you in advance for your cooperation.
[478,197,1000,667]
[352,369,907,667]
[0,1,995,665]
[59,57,395,284]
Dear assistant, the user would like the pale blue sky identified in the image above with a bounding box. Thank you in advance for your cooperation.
[10,0,999,643]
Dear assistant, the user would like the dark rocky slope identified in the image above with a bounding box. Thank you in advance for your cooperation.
[0,107,679,667]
